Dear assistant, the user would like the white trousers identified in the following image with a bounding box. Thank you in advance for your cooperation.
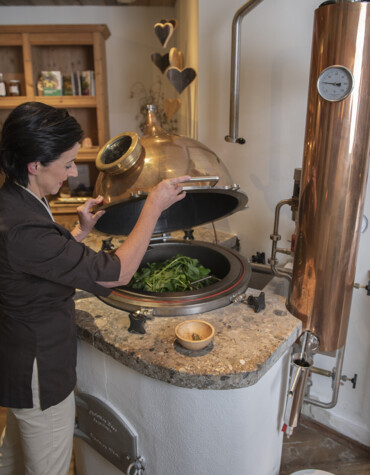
[0,360,75,475]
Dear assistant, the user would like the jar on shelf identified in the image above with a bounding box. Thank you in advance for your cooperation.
[0,73,6,97]
[9,79,20,96]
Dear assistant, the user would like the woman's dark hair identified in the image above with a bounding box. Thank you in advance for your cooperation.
[0,101,83,186]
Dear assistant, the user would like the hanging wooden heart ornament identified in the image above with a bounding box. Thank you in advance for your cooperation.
[159,18,178,30]
[154,22,174,48]
[166,67,197,94]
[169,47,184,70]
[163,98,181,119]
[151,52,170,74]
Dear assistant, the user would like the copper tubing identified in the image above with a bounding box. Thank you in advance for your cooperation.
[287,2,370,352]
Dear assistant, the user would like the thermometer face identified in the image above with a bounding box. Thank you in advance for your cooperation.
[317,65,354,102]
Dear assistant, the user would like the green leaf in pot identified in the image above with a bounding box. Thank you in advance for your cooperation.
[127,253,218,292]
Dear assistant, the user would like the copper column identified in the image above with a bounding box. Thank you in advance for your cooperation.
[287,1,370,353]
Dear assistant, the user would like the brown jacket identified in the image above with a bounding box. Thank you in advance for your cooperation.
[0,180,120,410]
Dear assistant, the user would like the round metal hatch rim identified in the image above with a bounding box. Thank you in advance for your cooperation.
[97,186,248,211]
[98,240,251,316]
[116,247,243,300]
[110,261,247,305]
[95,131,142,175]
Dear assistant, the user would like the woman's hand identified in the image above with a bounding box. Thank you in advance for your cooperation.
[71,195,106,242]
[145,176,191,215]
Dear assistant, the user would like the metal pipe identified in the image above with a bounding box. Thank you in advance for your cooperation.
[225,0,265,144]
[282,332,316,438]
[304,346,345,409]
[269,198,294,282]
[310,366,333,378]
[250,262,288,275]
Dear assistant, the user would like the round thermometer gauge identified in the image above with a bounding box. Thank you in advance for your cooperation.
[317,65,354,102]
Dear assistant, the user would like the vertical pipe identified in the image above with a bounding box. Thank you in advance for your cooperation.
[225,0,264,144]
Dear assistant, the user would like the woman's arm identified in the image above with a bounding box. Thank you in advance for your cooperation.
[97,176,190,288]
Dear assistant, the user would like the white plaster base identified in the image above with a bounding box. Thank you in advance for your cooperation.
[74,340,291,475]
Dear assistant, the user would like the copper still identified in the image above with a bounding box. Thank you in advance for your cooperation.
[92,0,369,435]
[226,0,369,437]
[93,105,252,317]
[281,0,369,435]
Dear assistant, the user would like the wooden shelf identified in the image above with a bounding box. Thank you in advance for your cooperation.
[0,24,110,152]
[0,95,98,109]
[0,24,110,39]
[0,24,111,227]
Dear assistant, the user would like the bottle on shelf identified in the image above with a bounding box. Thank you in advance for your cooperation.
[9,79,20,96]
[0,73,6,97]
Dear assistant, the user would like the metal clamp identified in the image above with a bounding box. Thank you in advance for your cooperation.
[101,237,115,251]
[246,292,265,313]
[233,291,266,313]
[128,309,153,334]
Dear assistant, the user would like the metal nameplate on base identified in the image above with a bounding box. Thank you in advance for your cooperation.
[74,392,145,474]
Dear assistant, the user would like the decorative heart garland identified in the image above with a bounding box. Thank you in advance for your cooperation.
[163,98,181,119]
[166,67,197,94]
[151,52,170,74]
[169,47,184,70]
[154,21,174,48]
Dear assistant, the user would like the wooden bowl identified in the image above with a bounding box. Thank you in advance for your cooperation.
[175,320,215,350]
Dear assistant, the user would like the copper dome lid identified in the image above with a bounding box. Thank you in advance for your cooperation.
[93,105,248,235]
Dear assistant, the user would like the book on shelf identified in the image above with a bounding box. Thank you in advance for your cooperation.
[41,71,62,96]
[38,70,95,96]
[62,72,74,96]
[80,70,95,96]
[73,72,82,96]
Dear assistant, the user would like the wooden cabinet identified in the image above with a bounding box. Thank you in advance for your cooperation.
[0,24,111,225]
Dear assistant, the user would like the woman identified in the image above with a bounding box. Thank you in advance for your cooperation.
[0,101,189,474]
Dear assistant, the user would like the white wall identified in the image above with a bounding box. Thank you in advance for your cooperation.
[198,0,370,446]
[1,0,369,446]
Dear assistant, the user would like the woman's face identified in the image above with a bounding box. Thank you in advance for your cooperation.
[34,142,79,197]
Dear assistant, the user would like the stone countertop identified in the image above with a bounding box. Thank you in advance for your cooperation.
[74,281,301,391]
[76,226,301,390]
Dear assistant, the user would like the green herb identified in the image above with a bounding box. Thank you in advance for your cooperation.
[128,253,216,292]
